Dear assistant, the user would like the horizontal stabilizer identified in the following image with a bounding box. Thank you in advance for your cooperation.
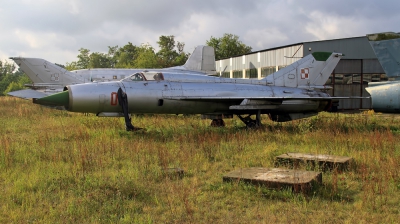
[7,89,48,99]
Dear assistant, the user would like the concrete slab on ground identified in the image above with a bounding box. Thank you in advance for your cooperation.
[275,153,353,171]
[223,167,322,192]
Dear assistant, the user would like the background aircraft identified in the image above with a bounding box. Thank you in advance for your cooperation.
[35,52,344,130]
[365,32,400,113]
[8,45,215,99]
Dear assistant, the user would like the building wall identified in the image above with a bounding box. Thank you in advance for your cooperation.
[216,44,303,78]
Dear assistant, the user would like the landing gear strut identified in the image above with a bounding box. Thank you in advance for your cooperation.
[237,110,262,128]
[117,88,141,131]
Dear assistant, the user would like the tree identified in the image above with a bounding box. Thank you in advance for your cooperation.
[65,61,79,71]
[106,46,119,68]
[133,44,161,69]
[0,61,16,80]
[157,35,179,67]
[174,42,189,66]
[0,61,29,95]
[64,35,190,70]
[3,81,22,95]
[76,48,91,69]
[114,42,138,68]
[206,33,252,60]
[88,52,111,68]
[67,46,119,70]
[156,35,189,68]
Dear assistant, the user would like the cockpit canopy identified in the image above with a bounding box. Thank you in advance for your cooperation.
[123,72,164,82]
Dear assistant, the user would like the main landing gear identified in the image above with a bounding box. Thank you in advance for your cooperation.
[237,110,262,128]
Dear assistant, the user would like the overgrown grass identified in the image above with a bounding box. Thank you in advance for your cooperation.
[0,96,399,223]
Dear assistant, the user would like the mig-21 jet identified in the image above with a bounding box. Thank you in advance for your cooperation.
[33,52,345,130]
[8,45,216,99]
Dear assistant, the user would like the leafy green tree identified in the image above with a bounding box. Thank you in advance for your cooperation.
[156,35,189,68]
[65,61,79,71]
[134,44,161,68]
[65,35,189,70]
[3,81,23,95]
[206,33,252,60]
[0,61,16,80]
[0,74,18,95]
[174,42,189,66]
[0,61,29,95]
[114,42,138,68]
[88,52,111,68]
[76,48,91,69]
[106,46,119,68]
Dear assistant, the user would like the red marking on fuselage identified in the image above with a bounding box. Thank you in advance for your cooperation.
[111,92,118,105]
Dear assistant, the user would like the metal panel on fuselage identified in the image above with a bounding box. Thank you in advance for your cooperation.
[122,81,225,114]
[68,80,330,115]
[369,83,400,112]
[161,82,235,114]
[68,82,122,113]
[122,81,166,114]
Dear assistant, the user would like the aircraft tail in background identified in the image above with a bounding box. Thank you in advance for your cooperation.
[367,32,400,80]
[9,57,86,84]
[262,52,343,89]
[171,45,216,74]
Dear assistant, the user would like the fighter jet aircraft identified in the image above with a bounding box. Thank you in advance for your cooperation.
[8,45,216,99]
[34,52,344,130]
[365,32,400,113]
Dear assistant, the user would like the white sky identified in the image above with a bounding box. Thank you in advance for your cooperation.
[0,0,398,65]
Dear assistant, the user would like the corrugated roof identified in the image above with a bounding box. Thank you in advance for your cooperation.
[219,35,366,60]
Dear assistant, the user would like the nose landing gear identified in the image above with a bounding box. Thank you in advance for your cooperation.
[117,88,142,131]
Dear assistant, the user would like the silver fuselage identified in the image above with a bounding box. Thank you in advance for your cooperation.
[65,76,330,115]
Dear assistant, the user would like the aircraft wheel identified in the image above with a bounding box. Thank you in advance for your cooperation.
[211,119,225,127]
[246,121,257,128]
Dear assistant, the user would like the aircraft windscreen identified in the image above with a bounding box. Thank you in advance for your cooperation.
[143,72,164,81]
[122,72,164,82]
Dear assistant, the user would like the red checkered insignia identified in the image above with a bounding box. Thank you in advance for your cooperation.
[301,68,309,79]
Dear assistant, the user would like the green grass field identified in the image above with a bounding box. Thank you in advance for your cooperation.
[1,96,399,223]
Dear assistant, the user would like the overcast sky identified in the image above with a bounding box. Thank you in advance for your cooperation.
[1,0,399,65]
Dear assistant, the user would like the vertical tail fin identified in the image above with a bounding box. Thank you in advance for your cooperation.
[182,45,216,73]
[367,32,400,79]
[9,57,84,84]
[262,52,342,89]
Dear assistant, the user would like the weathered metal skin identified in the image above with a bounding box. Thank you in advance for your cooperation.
[366,81,400,113]
[366,32,400,113]
[65,79,331,116]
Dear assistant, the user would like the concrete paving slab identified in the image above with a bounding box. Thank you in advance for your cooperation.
[275,153,353,171]
[223,167,322,192]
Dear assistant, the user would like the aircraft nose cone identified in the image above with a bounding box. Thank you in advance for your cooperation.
[33,90,69,108]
